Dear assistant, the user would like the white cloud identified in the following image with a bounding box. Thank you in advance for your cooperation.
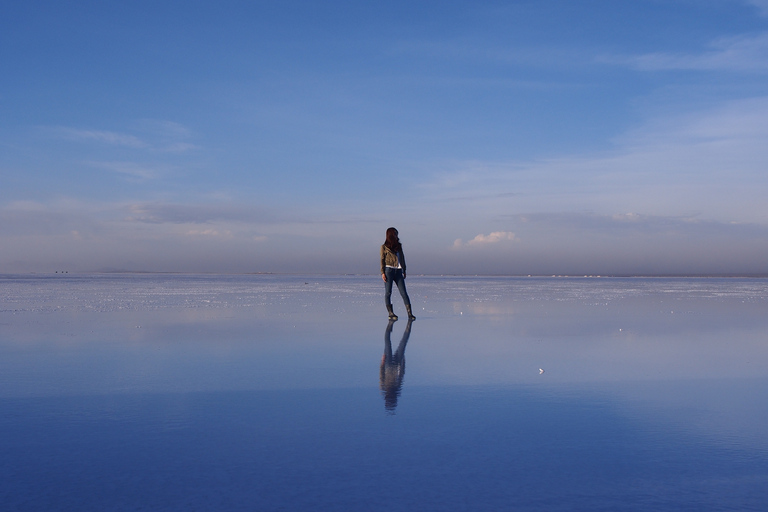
[132,119,192,138]
[454,231,515,248]
[53,127,148,148]
[0,200,103,236]
[503,212,743,235]
[745,0,768,16]
[48,121,198,153]
[420,96,768,225]
[4,200,47,211]
[162,142,198,153]
[186,229,231,237]
[3,199,768,274]
[626,32,768,73]
[131,120,198,153]
[88,161,161,180]
[611,213,643,222]
[124,202,282,224]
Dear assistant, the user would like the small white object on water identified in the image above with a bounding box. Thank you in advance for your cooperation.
[619,328,622,332]
[539,368,544,374]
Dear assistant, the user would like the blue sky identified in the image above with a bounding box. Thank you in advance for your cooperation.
[2,0,768,274]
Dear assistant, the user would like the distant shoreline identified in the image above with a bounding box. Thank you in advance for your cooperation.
[5,272,768,279]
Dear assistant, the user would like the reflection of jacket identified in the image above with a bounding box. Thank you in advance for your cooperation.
[380,244,406,274]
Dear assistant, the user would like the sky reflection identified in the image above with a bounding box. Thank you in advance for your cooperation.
[2,275,768,510]
[2,275,768,395]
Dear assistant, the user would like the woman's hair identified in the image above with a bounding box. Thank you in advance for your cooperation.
[384,227,402,252]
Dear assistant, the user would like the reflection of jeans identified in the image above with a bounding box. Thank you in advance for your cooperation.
[384,319,411,366]
[384,267,411,307]
[381,319,412,412]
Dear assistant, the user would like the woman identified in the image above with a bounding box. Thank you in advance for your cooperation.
[380,227,415,321]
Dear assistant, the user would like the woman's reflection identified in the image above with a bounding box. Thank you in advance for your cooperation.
[380,318,413,413]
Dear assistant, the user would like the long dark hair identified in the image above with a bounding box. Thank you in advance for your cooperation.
[384,227,402,252]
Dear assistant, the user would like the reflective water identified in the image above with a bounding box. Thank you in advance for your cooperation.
[2,275,767,510]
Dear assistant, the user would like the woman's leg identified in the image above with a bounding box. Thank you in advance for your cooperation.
[384,268,398,319]
[393,270,411,307]
[384,268,395,307]
[393,270,416,320]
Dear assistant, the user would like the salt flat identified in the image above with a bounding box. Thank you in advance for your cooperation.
[1,274,767,511]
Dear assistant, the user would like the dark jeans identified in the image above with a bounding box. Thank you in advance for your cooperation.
[384,267,411,307]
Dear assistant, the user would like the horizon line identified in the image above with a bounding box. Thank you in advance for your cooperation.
[5,271,768,279]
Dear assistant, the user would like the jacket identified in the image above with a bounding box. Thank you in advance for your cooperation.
[380,244,406,274]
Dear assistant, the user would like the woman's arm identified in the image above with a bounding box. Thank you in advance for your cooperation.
[380,245,387,279]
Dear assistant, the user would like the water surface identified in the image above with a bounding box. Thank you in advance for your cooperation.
[1,275,767,510]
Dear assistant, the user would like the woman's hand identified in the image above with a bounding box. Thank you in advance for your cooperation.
[382,273,386,282]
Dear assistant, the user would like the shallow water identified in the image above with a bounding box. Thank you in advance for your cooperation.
[1,274,767,511]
